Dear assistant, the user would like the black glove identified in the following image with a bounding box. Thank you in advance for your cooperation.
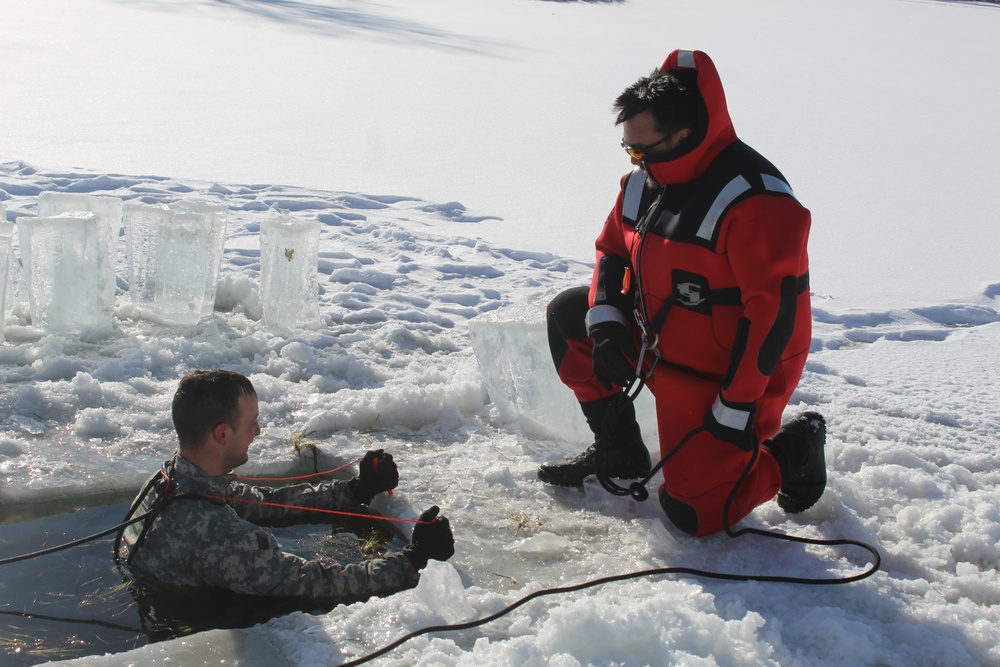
[703,396,757,452]
[403,506,455,570]
[348,449,399,504]
[590,321,639,389]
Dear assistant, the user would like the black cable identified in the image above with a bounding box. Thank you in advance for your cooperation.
[0,511,151,566]
[334,406,881,666]
[0,408,882,667]
[0,499,879,667]
[595,424,705,501]
[332,537,880,667]
[0,608,142,634]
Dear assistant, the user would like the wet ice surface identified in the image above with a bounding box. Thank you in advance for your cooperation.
[0,161,997,666]
[0,499,406,666]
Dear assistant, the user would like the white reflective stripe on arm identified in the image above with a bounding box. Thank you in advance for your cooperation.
[761,173,796,198]
[696,176,751,241]
[622,168,646,222]
[711,395,751,431]
[585,305,628,331]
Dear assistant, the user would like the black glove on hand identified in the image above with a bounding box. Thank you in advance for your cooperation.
[403,506,455,570]
[703,397,757,452]
[349,449,399,505]
[591,321,639,389]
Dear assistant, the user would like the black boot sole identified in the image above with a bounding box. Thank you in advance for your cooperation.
[775,411,827,514]
[537,465,593,487]
[777,482,825,513]
[538,445,651,488]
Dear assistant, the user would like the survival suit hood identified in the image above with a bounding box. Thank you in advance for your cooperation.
[643,49,738,187]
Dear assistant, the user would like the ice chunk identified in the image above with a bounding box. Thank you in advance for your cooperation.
[122,200,228,325]
[155,208,222,324]
[469,290,656,443]
[259,215,321,331]
[16,211,113,335]
[511,530,572,555]
[469,290,592,441]
[170,199,228,317]
[412,560,476,623]
[36,192,121,324]
[0,208,12,340]
[122,202,170,310]
[3,208,26,318]
[31,628,285,666]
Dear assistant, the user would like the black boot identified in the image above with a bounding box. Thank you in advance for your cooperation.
[763,411,827,513]
[537,394,651,487]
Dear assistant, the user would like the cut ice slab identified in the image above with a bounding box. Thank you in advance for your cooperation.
[170,199,228,318]
[122,202,171,308]
[15,211,114,335]
[122,200,228,325]
[259,215,321,332]
[0,212,13,339]
[36,191,121,318]
[469,290,656,445]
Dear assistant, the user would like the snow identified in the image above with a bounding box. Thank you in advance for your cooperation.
[0,0,998,666]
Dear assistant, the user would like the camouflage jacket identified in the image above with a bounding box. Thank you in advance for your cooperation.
[120,454,418,599]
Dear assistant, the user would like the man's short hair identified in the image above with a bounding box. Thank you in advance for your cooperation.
[172,370,256,450]
[613,68,697,133]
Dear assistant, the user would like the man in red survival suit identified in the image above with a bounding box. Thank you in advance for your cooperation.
[539,49,827,537]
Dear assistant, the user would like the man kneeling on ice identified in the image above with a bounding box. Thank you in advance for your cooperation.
[539,49,827,536]
[117,369,454,599]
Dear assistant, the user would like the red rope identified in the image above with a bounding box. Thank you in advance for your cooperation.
[225,456,409,521]
[235,457,363,482]
[204,494,428,525]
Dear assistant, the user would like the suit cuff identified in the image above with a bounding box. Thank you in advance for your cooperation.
[585,305,628,331]
[711,395,753,431]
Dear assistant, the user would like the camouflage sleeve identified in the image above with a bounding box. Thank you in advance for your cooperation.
[226,478,363,526]
[186,504,420,598]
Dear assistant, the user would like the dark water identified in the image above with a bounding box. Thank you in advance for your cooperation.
[0,501,407,666]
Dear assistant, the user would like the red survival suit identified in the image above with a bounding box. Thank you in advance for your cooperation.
[564,50,812,536]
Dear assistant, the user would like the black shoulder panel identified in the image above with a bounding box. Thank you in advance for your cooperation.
[646,142,795,250]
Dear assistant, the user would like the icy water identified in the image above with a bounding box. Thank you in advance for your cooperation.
[0,498,407,666]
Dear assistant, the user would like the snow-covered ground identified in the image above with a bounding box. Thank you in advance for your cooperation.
[1,0,999,665]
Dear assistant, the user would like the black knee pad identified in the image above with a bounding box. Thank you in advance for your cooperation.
[658,488,700,536]
[546,286,591,369]
[546,286,590,333]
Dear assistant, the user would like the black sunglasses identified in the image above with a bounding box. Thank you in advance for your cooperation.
[620,134,674,160]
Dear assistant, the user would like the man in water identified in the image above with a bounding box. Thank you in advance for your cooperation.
[118,369,454,599]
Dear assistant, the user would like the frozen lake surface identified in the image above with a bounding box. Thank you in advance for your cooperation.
[0,162,996,666]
